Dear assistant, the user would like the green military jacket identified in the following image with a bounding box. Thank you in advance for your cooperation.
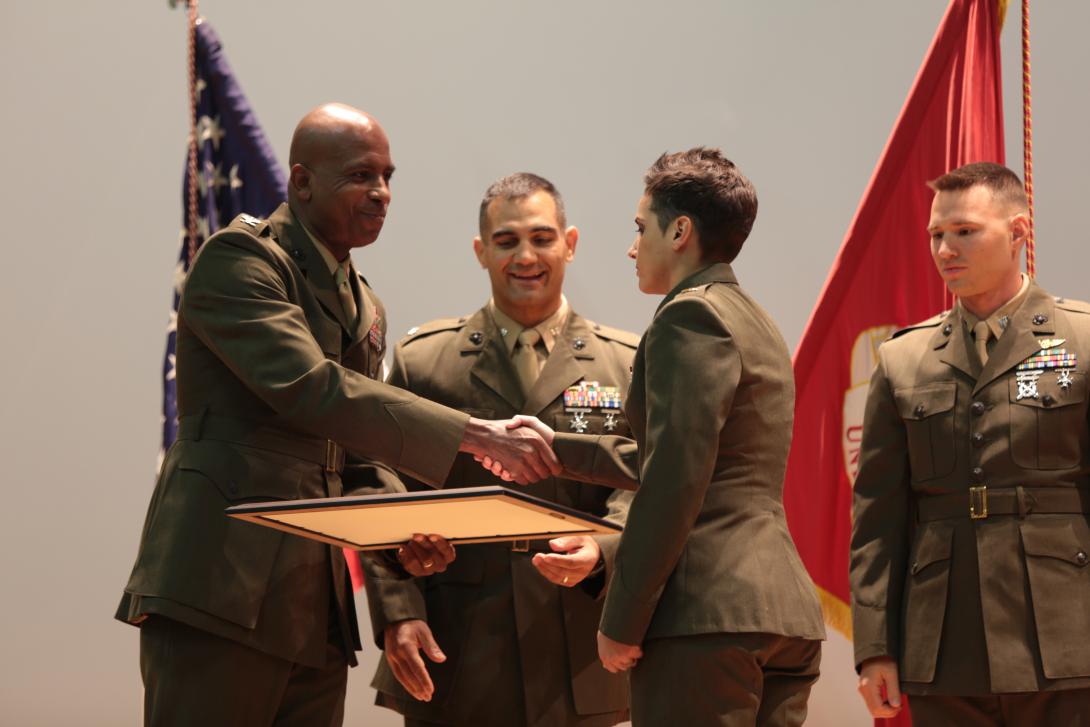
[116,203,468,669]
[363,307,637,727]
[850,283,1090,694]
[553,263,826,646]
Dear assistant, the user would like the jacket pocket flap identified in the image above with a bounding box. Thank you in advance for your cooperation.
[1021,521,1090,565]
[894,383,957,421]
[178,439,308,501]
[909,522,954,574]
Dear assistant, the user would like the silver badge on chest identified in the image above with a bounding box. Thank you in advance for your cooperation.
[1016,370,1043,400]
[1057,368,1074,390]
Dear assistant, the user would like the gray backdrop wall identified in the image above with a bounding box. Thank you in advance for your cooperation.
[1,1,1086,725]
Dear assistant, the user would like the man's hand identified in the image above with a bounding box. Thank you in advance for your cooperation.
[460,417,561,485]
[396,534,456,577]
[532,536,600,587]
[475,415,557,479]
[509,414,555,445]
[598,630,643,673]
[858,656,902,718]
[383,620,445,702]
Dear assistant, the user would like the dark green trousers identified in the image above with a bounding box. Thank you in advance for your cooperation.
[140,616,348,727]
[630,632,821,727]
[909,690,1090,726]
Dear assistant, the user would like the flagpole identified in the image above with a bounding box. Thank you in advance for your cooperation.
[1021,0,1036,278]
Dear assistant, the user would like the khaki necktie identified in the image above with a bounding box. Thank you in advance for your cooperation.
[513,328,543,394]
[334,264,358,327]
[973,320,992,366]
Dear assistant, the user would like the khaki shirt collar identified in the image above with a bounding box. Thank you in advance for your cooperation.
[301,222,352,280]
[488,296,570,356]
[960,273,1030,340]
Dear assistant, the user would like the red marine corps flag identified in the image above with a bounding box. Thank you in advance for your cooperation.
[782,0,1006,724]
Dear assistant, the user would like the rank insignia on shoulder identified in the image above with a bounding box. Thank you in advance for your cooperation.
[239,213,260,228]
[1038,338,1066,350]
[563,381,622,410]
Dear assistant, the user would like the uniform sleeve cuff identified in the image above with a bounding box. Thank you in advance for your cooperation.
[598,564,656,645]
[851,602,896,669]
[384,398,469,485]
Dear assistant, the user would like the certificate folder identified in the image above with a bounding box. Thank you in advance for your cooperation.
[225,486,623,551]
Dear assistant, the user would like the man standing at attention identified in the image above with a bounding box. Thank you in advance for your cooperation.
[116,105,559,727]
[851,162,1090,725]
[364,173,637,727]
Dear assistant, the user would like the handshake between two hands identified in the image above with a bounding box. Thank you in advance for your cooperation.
[462,414,560,484]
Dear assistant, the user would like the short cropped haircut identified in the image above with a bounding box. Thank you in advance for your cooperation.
[478,173,566,237]
[927,162,1029,211]
[643,147,758,263]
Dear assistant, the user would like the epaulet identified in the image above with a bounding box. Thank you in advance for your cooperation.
[400,317,467,344]
[585,319,640,348]
[890,311,948,340]
[676,283,713,297]
[1055,296,1090,315]
[225,213,271,237]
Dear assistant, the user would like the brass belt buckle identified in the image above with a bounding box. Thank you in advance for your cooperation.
[969,485,988,519]
[511,539,529,552]
[325,440,339,473]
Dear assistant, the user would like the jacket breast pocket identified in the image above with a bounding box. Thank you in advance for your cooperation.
[894,383,957,481]
[1009,371,1087,470]
[1021,518,1090,678]
[900,521,955,683]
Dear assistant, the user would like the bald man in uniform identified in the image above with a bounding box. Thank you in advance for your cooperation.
[116,104,560,727]
[851,162,1090,725]
[363,173,636,727]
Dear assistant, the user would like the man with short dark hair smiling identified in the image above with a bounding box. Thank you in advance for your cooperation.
[363,172,637,727]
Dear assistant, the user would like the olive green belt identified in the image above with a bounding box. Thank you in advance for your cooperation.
[917,485,1090,522]
[176,411,345,473]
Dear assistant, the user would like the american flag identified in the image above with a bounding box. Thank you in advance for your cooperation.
[161,20,286,461]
